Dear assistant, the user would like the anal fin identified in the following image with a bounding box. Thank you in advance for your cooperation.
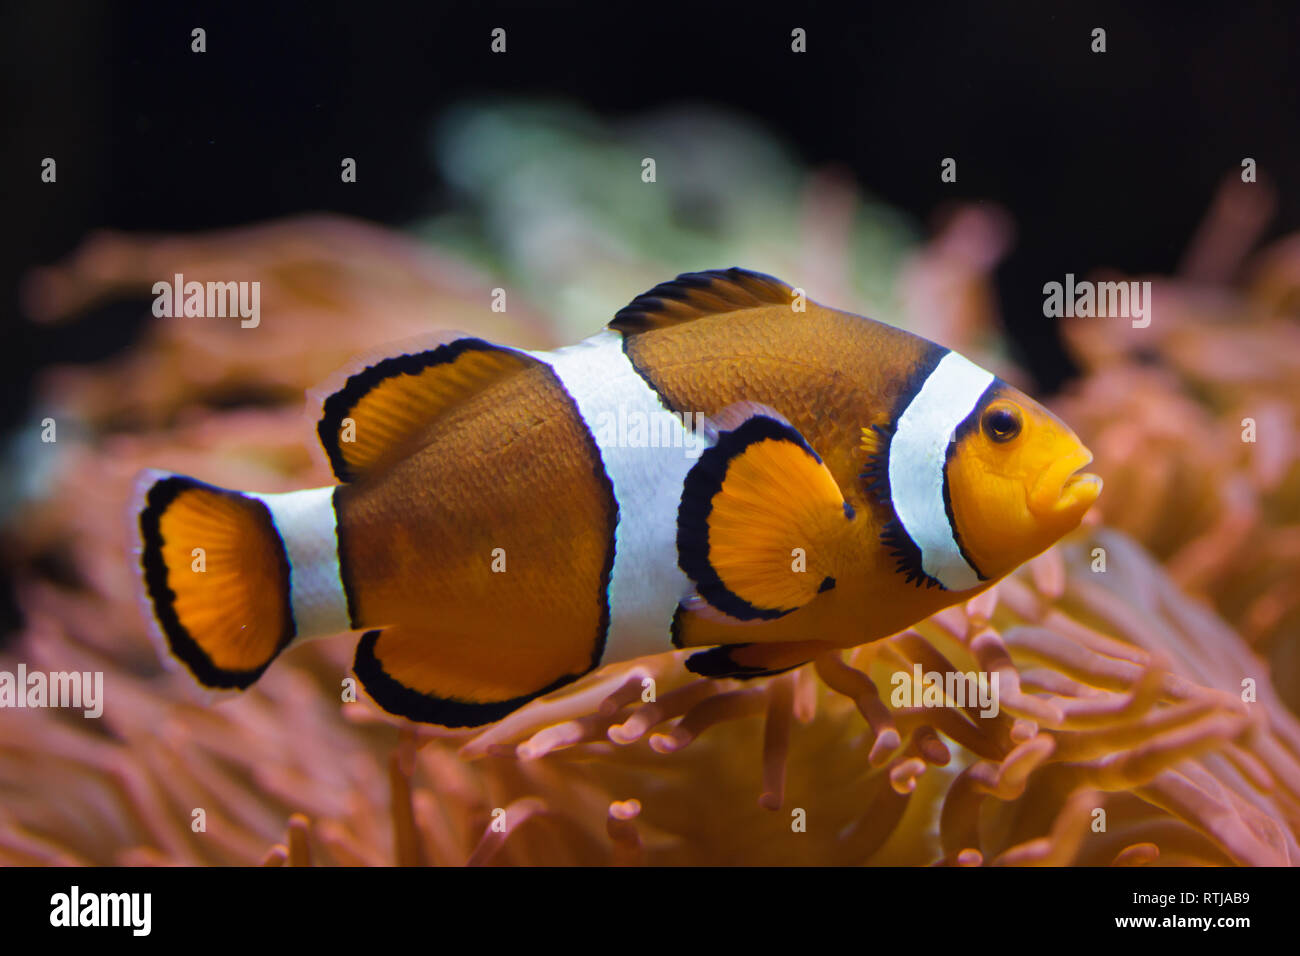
[352,627,591,728]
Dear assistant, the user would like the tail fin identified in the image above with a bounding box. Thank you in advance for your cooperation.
[135,471,295,689]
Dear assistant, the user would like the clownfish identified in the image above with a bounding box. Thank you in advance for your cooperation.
[133,268,1101,727]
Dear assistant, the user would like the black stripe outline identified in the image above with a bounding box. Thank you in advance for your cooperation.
[942,389,997,583]
[860,344,948,589]
[330,485,362,630]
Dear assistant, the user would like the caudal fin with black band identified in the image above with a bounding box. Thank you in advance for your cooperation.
[136,471,295,689]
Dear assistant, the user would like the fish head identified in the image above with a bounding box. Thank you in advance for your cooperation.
[943,380,1102,581]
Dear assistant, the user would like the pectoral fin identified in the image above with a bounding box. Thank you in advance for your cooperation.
[677,405,855,623]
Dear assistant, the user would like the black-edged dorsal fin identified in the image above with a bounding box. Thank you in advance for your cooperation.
[610,268,795,335]
[311,332,537,482]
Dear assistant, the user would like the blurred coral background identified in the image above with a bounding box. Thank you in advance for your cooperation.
[2,102,1299,866]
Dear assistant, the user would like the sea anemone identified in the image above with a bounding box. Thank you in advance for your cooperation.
[1056,176,1300,712]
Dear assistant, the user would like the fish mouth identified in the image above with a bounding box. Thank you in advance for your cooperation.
[1029,449,1103,518]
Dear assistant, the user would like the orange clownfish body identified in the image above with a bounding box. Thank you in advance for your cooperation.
[134,269,1101,726]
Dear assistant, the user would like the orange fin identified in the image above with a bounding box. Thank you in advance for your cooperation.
[352,628,589,728]
[677,406,855,623]
[685,640,834,679]
[610,268,796,335]
[312,333,537,482]
[136,471,294,689]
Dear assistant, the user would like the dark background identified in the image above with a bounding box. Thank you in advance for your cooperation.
[4,0,1299,412]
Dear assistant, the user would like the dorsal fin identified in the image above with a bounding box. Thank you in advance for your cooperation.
[610,268,796,335]
[312,332,537,482]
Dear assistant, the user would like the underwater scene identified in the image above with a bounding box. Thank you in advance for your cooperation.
[2,8,1299,878]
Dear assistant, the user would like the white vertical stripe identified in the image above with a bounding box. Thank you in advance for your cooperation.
[888,350,994,591]
[530,330,696,663]
[249,487,353,640]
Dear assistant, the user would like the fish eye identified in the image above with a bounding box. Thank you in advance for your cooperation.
[982,404,1022,443]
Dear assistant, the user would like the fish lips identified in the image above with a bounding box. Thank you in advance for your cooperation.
[1029,449,1103,520]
